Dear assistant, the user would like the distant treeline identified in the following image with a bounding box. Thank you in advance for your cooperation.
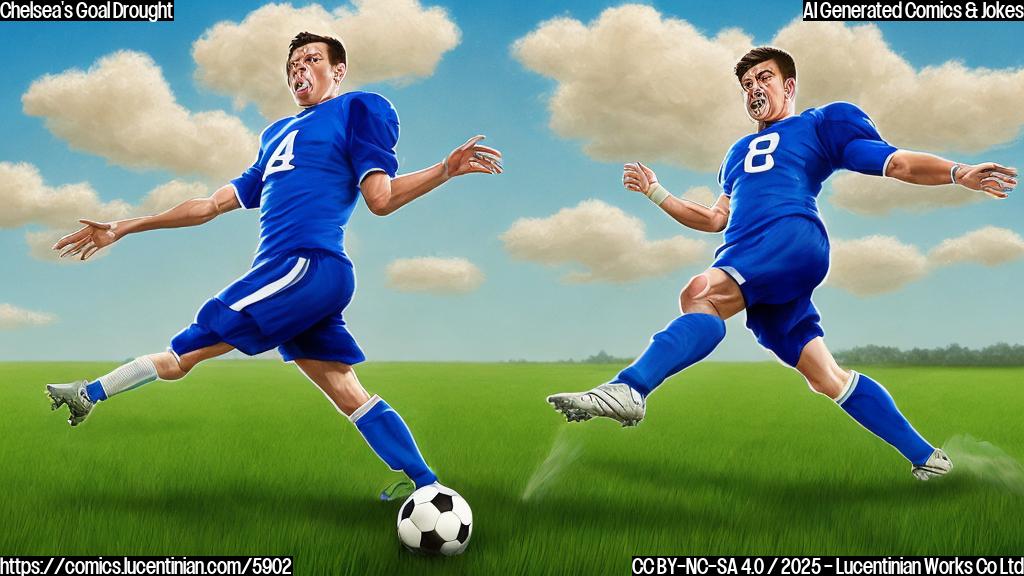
[577,350,634,364]
[835,343,1024,366]
[556,350,634,364]
[508,344,1024,366]
[506,350,634,364]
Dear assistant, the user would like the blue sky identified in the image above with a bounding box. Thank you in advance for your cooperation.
[0,0,1021,362]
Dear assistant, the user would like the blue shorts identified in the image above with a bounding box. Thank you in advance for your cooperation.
[170,250,366,364]
[713,216,830,367]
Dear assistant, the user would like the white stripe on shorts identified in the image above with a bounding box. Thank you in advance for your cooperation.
[228,257,309,312]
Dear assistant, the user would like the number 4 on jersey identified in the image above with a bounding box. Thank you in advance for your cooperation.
[744,133,779,174]
[263,129,299,181]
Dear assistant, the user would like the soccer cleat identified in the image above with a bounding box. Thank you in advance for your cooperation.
[379,479,415,502]
[547,383,646,427]
[46,380,94,427]
[912,448,953,481]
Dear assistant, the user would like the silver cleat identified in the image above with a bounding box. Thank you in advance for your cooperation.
[912,448,953,481]
[46,380,94,427]
[547,383,646,427]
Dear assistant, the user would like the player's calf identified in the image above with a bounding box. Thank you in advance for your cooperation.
[351,395,438,489]
[797,339,946,478]
[835,371,939,472]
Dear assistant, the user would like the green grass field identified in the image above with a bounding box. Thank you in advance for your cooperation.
[3,361,1023,574]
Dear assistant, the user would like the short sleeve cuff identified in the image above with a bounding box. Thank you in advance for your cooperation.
[358,167,388,184]
[881,149,899,178]
[843,140,899,176]
[354,151,399,180]
[228,180,258,210]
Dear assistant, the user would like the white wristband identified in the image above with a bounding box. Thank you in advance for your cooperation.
[646,183,671,206]
[950,163,960,186]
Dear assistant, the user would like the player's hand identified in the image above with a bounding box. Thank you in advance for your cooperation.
[52,220,119,260]
[623,162,658,194]
[443,135,503,178]
[956,162,1017,199]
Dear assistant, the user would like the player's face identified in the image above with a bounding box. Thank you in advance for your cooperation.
[287,42,345,107]
[739,60,794,124]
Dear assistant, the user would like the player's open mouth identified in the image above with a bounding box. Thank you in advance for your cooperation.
[750,98,766,114]
[294,79,311,96]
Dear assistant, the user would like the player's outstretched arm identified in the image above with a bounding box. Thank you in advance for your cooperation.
[885,151,1017,199]
[361,135,502,216]
[623,162,729,233]
[52,185,241,260]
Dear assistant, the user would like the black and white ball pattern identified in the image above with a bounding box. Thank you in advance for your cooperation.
[397,484,473,556]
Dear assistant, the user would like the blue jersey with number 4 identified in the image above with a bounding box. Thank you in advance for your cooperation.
[717,102,897,247]
[231,92,400,263]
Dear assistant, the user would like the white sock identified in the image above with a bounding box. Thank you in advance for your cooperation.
[96,356,159,399]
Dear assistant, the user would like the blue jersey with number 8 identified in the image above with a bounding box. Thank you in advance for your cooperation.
[717,101,897,246]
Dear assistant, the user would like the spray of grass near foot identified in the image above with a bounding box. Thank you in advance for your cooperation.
[944,434,1024,494]
[522,427,586,501]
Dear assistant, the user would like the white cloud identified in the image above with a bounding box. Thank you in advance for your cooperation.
[0,162,132,229]
[775,21,1024,154]
[829,172,980,215]
[0,304,56,329]
[135,181,212,216]
[25,230,76,262]
[22,51,256,182]
[828,227,1023,296]
[513,5,751,172]
[829,235,929,296]
[514,10,1024,172]
[929,226,1024,267]
[0,161,208,262]
[501,199,709,283]
[681,186,717,207]
[192,0,461,120]
[386,257,484,294]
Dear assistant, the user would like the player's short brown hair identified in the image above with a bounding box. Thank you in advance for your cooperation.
[286,32,347,74]
[734,46,796,82]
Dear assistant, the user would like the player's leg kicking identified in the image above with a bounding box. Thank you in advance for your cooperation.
[48,348,438,493]
[795,338,951,480]
[48,250,440,495]
[549,216,950,480]
[47,343,232,426]
[293,359,436,499]
[547,267,742,426]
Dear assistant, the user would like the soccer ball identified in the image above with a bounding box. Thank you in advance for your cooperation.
[397,484,473,556]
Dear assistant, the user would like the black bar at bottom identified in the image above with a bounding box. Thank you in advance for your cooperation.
[632,556,1024,576]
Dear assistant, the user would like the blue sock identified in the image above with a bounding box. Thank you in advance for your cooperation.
[84,380,107,402]
[352,396,437,487]
[837,372,934,466]
[615,313,726,397]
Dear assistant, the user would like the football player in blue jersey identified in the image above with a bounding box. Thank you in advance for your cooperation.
[47,32,502,498]
[548,46,1016,481]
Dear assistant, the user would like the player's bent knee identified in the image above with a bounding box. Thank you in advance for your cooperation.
[148,351,185,381]
[337,389,368,416]
[163,362,190,381]
[680,273,711,313]
[805,375,843,399]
